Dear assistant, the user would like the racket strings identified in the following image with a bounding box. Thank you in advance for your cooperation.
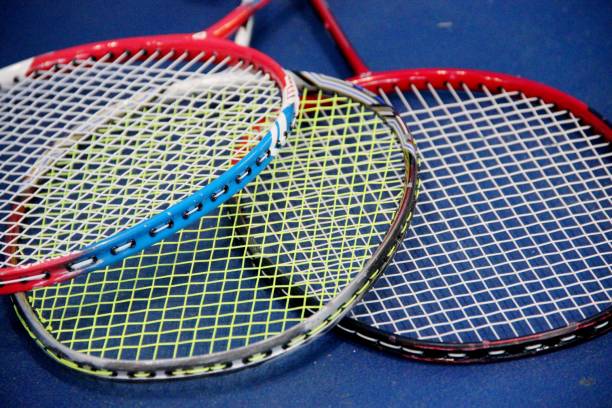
[1,53,270,180]
[31,213,297,358]
[0,50,281,267]
[23,86,410,361]
[396,89,608,338]
[242,91,406,301]
[4,53,272,207]
[348,82,611,343]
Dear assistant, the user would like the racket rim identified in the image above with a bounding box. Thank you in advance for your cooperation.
[20,33,290,88]
[336,306,612,363]
[349,67,612,141]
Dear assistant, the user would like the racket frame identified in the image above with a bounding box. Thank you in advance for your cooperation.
[11,70,419,380]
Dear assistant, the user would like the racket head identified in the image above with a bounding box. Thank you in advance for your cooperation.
[11,71,419,380]
[339,68,612,362]
[0,31,298,294]
[308,0,611,362]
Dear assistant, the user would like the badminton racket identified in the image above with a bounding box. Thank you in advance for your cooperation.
[0,0,298,294]
[12,69,419,379]
[309,0,611,363]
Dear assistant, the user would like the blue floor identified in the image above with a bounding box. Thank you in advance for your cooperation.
[1,1,610,407]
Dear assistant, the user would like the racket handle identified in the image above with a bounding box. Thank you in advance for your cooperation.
[201,0,269,39]
[309,0,370,75]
